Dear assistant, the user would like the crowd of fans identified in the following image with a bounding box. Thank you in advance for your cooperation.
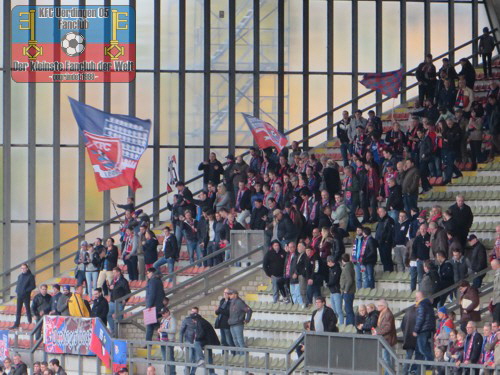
[6,47,500,373]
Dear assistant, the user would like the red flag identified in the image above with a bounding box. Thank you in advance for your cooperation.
[242,113,288,152]
[360,67,404,98]
[166,184,173,193]
[84,131,142,192]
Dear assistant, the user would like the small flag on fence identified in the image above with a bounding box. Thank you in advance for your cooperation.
[359,67,404,98]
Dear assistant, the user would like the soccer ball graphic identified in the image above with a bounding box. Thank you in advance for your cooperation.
[61,32,86,57]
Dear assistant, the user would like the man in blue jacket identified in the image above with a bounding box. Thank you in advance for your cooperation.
[145,267,165,341]
[412,291,435,369]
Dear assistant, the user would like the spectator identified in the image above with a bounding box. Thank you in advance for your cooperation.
[250,198,268,231]
[410,223,431,291]
[360,227,377,289]
[326,255,342,324]
[122,226,139,281]
[68,285,90,317]
[198,152,224,187]
[97,238,118,297]
[74,241,88,290]
[108,267,131,335]
[193,311,220,373]
[283,242,300,305]
[373,299,397,374]
[338,111,352,166]
[351,227,364,289]
[323,159,341,196]
[449,195,474,247]
[467,235,487,289]
[157,307,176,375]
[180,307,199,375]
[91,288,109,325]
[393,211,410,272]
[402,159,420,215]
[436,251,454,306]
[305,246,325,305]
[48,359,67,375]
[40,362,48,374]
[436,79,457,112]
[49,284,62,315]
[416,54,437,106]
[274,209,297,247]
[419,260,440,303]
[401,304,417,375]
[56,285,71,316]
[227,290,252,355]
[386,178,404,223]
[340,253,355,325]
[11,263,35,329]
[310,296,338,333]
[435,307,455,348]
[263,240,287,303]
[458,58,476,89]
[361,303,379,334]
[459,321,483,375]
[487,95,500,161]
[438,58,458,83]
[33,362,41,375]
[143,230,159,271]
[145,267,165,341]
[455,79,475,119]
[375,207,395,272]
[467,110,483,171]
[215,288,235,351]
[429,222,448,259]
[84,243,100,294]
[451,248,471,285]
[331,194,349,231]
[147,366,157,375]
[295,242,309,307]
[12,353,27,375]
[481,322,496,366]
[215,184,231,212]
[153,226,179,275]
[412,290,435,370]
[355,304,368,334]
[458,280,481,332]
[31,284,51,338]
[342,166,360,229]
[491,259,500,323]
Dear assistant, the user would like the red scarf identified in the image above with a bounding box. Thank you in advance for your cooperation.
[236,188,248,211]
[359,237,368,264]
[465,332,476,361]
[343,176,352,205]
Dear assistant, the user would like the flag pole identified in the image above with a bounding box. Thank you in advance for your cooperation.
[111,200,123,224]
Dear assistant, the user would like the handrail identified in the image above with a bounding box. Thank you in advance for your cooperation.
[115,243,265,327]
[1,30,496,296]
[393,266,492,319]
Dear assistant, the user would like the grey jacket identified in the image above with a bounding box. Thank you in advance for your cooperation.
[340,262,356,295]
[227,297,253,326]
[494,269,500,305]
[179,315,196,343]
[57,293,71,316]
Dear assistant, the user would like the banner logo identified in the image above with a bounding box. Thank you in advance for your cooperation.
[12,6,136,83]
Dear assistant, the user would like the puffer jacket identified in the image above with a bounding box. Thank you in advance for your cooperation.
[414,298,435,334]
[326,263,342,294]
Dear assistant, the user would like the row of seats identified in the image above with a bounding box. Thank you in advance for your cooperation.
[421,190,500,201]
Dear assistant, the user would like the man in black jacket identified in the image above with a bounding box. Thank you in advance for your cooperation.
[436,251,454,307]
[410,223,431,291]
[393,211,410,272]
[417,128,433,193]
[193,312,220,372]
[31,284,51,339]
[198,152,224,188]
[283,242,299,305]
[250,199,268,230]
[153,226,179,276]
[401,305,417,375]
[49,284,62,315]
[274,210,297,247]
[441,119,464,185]
[215,289,235,351]
[449,195,474,247]
[467,235,487,289]
[461,321,483,375]
[145,267,166,341]
[263,240,287,303]
[361,227,378,289]
[310,296,338,332]
[375,208,395,272]
[386,178,404,222]
[97,238,119,297]
[413,291,435,365]
[108,267,131,335]
[11,263,36,329]
[91,288,109,325]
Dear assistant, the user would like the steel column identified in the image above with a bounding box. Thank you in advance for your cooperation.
[472,0,479,66]
[253,0,260,120]
[78,0,86,241]
[352,0,358,111]
[326,0,334,140]
[424,0,431,55]
[2,0,12,298]
[277,0,285,133]
[375,0,383,114]
[28,0,37,268]
[302,0,309,150]
[128,0,137,200]
[203,0,211,160]
[103,0,111,237]
[448,0,455,63]
[152,0,161,225]
[400,0,407,103]
[228,0,236,155]
[53,0,62,278]
[178,0,186,181]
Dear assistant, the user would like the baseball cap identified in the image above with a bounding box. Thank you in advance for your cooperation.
[467,234,477,242]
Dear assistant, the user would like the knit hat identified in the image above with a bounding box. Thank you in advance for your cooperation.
[418,210,428,219]
[438,307,447,314]
[326,256,335,263]
[80,240,88,247]
[62,285,71,291]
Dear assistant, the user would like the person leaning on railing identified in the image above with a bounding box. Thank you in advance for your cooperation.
[227,290,252,356]
[107,267,131,336]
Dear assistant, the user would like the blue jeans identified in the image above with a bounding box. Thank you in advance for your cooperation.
[229,324,246,355]
[161,344,176,375]
[124,255,138,281]
[193,342,215,375]
[174,225,183,249]
[206,242,218,267]
[85,271,99,294]
[306,284,321,305]
[340,143,349,167]
[354,263,363,290]
[362,264,375,289]
[410,260,424,291]
[343,293,355,325]
[428,156,441,178]
[153,257,175,276]
[290,283,302,305]
[330,293,344,325]
[271,276,285,303]
[403,194,418,216]
[415,330,434,371]
[382,348,393,375]
[443,150,461,182]
[186,240,202,265]
[220,328,235,350]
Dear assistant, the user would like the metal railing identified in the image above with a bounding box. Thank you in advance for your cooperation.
[1,29,496,300]
[114,241,266,334]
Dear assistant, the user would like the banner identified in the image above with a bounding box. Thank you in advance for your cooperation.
[242,113,288,152]
[359,67,404,98]
[44,316,94,355]
[0,330,9,361]
[90,319,113,368]
[112,339,128,373]
[69,97,151,191]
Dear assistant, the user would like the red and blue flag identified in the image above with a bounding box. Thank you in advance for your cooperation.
[360,67,404,98]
